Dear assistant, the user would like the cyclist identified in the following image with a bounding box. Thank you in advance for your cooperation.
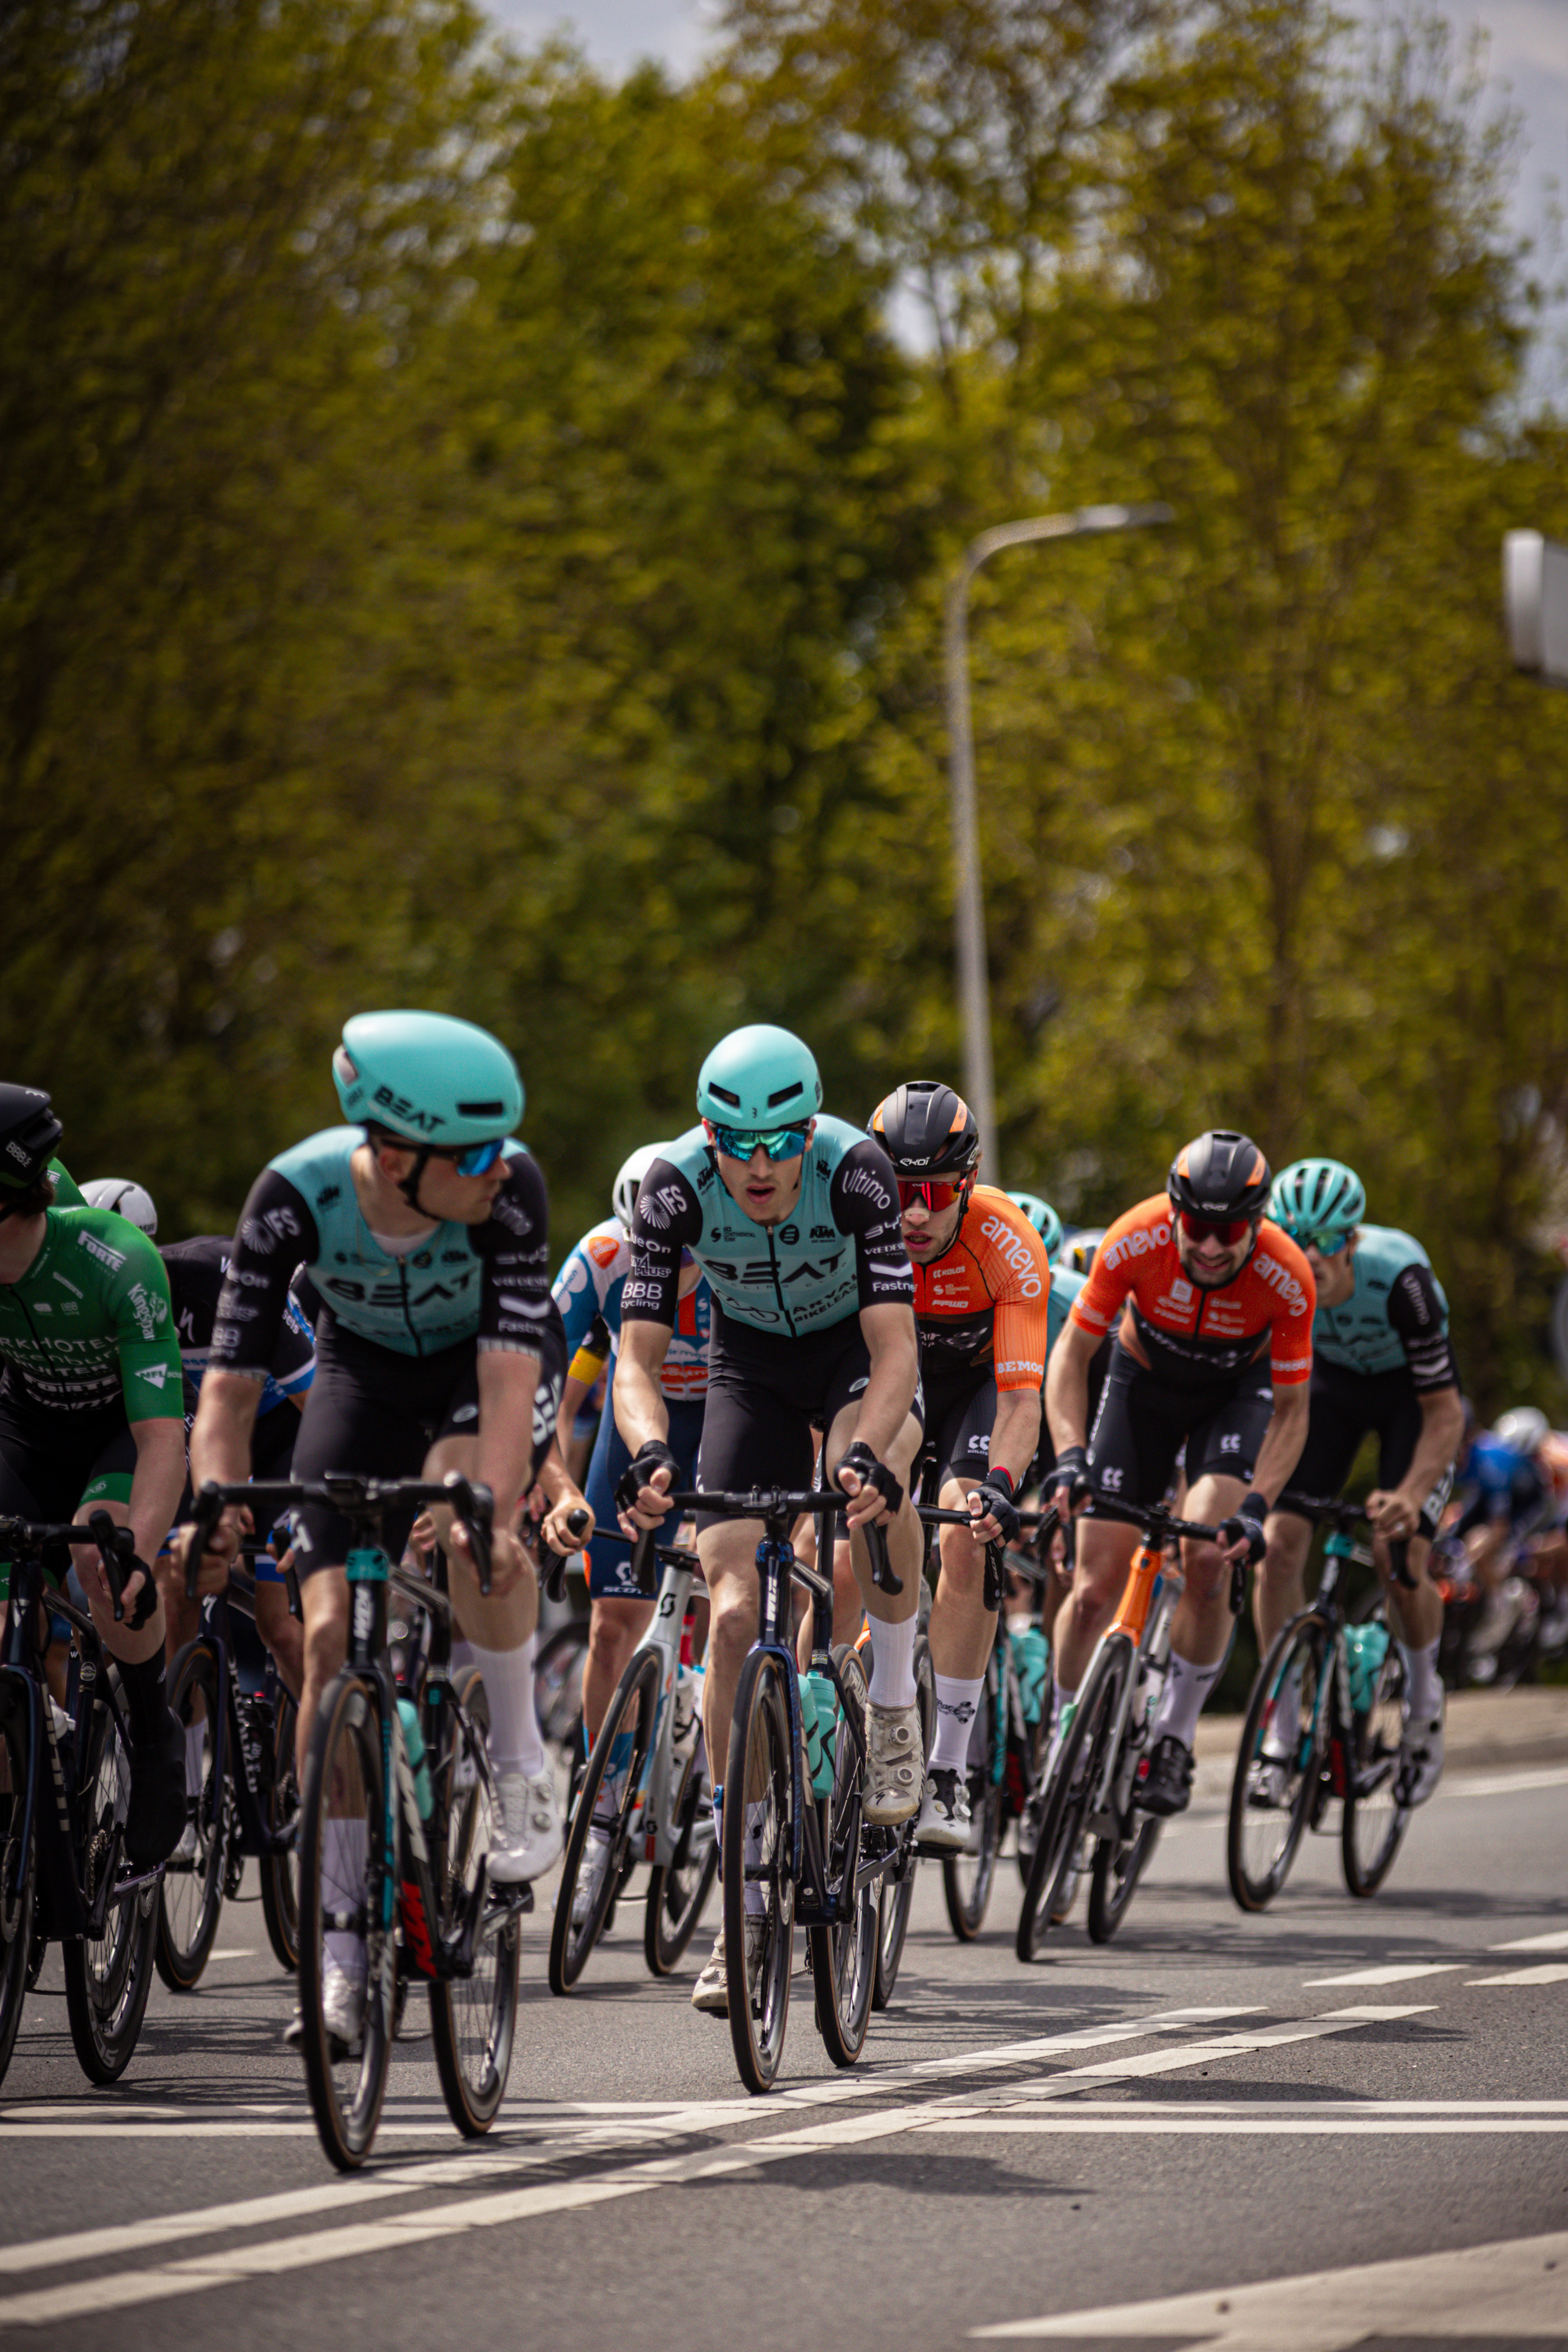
[0,1086,187,1864]
[551,1142,711,1925]
[868,1082,1049,1849]
[1044,1131,1315,1819]
[612,1024,921,2013]
[1262,1159,1464,1806]
[1010,1193,1065,1265]
[1448,1403,1558,1671]
[183,1012,583,2042]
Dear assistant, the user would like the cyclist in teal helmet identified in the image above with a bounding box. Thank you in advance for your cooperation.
[1009,1192,1064,1265]
[613,1021,924,2016]
[182,1009,592,2047]
[1258,1156,1464,1809]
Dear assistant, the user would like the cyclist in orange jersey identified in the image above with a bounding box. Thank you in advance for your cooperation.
[1044,1131,1315,1819]
[869,1082,1051,1849]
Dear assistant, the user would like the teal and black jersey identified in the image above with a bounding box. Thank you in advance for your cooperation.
[624,1116,913,1341]
[209,1126,552,1370]
[1046,1265,1085,1363]
[1312,1225,1456,1391]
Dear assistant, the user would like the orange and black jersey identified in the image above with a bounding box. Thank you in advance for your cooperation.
[1069,1196,1316,1388]
[910,1186,1051,1392]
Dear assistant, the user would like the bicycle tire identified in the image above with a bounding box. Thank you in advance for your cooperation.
[722,1648,794,2094]
[1015,1635,1127,1965]
[64,1682,158,2083]
[873,1637,933,2009]
[0,1704,37,2086]
[297,1671,394,2171]
[942,1648,1003,1941]
[430,1667,519,2134]
[644,1737,718,1976]
[1087,1811,1161,1944]
[535,1620,589,1796]
[548,1646,661,1995]
[811,1643,877,2069]
[156,1642,227,1991]
[1342,1617,1410,1897]
[260,1688,302,1973]
[1226,1613,1328,1913]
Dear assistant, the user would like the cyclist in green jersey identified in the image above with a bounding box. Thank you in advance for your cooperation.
[0,1085,188,1863]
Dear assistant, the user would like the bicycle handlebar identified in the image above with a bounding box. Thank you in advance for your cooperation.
[536,1505,592,1606]
[1276,1492,1417,1588]
[183,1472,498,1597]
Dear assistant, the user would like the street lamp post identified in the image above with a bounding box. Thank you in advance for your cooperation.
[945,502,1174,1180]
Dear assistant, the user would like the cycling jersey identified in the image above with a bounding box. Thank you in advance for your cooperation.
[0,1206,183,1420]
[1311,1225,1456,1390]
[1450,1433,1547,1537]
[48,1160,86,1209]
[1047,1265,1084,1361]
[160,1235,315,1417]
[209,1127,551,1370]
[1069,1196,1315,1387]
[624,1117,912,1340]
[911,1186,1050,1391]
[552,1218,710,1401]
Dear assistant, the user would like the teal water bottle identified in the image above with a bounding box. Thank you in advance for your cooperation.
[1344,1621,1390,1714]
[396,1697,433,1820]
[800,1670,839,1800]
[1010,1624,1048,1728]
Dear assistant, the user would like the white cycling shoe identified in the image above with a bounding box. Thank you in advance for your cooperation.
[569,1826,615,1928]
[691,1918,769,2015]
[490,1769,564,1883]
[863,1701,923,1824]
[1396,1706,1444,1808]
[285,1953,365,2053]
[915,1767,971,1850]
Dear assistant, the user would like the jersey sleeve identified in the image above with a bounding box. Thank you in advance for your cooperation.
[271,1291,317,1399]
[474,1149,553,1354]
[1262,1231,1316,1386]
[826,1139,915,1311]
[624,1159,704,1327]
[111,1231,184,1421]
[982,1203,1051,1391]
[210,1170,319,1380]
[552,1236,612,1356]
[1385,1260,1457,1392]
[1068,1203,1145,1339]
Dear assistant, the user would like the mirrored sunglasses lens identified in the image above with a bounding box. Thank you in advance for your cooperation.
[456,1138,505,1176]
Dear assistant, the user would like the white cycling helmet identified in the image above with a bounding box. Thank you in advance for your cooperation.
[1494,1406,1549,1457]
[82,1178,158,1238]
[613,1142,672,1233]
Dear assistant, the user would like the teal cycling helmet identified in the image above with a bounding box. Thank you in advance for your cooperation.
[695,1024,822,1131]
[1269,1157,1366,1247]
[332,1011,523,1146]
[1009,1192,1064,1264]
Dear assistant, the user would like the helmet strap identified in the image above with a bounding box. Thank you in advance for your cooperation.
[396,1145,437,1218]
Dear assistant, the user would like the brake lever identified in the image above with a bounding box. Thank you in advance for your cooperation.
[1387,1537,1417,1592]
[443,1472,495,1596]
[185,1479,229,1602]
[539,1504,592,1605]
[86,1508,140,1625]
[982,1539,1004,1614]
[862,1519,902,1597]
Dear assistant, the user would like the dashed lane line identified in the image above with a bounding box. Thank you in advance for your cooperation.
[1301,1962,1461,1986]
[1465,1963,1568,1987]
[1490,1929,1568,1952]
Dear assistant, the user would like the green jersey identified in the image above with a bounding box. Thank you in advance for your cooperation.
[48,1159,86,1209]
[0,1206,183,1420]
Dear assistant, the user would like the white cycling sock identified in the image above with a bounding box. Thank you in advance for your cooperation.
[184,1722,205,1795]
[450,1637,477,1679]
[743,1801,768,1918]
[323,1817,367,1982]
[1152,1650,1221,1748]
[929,1673,985,1773]
[1399,1637,1443,1721]
[866,1611,917,1709]
[468,1635,546,1779]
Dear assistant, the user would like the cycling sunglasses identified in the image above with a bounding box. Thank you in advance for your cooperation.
[708,1123,812,1162]
[898,1178,965,1212]
[1177,1208,1254,1246]
[427,1138,507,1177]
[1291,1224,1352,1257]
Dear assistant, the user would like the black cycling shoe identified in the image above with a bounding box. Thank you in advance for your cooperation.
[125,1710,188,1866]
[1137,1732,1194,1820]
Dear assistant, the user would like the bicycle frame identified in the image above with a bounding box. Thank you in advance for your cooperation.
[183,1577,294,1871]
[626,1552,708,1874]
[1080,1538,1182,1840]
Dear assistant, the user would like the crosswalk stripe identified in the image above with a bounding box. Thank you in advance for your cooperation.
[1465,1963,1568,1987]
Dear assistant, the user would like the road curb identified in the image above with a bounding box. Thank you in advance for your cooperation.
[1193,1684,1568,1795]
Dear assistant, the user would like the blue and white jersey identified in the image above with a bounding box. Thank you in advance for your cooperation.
[552,1219,711,1401]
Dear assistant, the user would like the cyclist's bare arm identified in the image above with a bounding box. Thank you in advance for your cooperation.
[612,1316,677,1526]
[849,1300,920,1464]
[1044,1316,1102,1455]
[473,1345,541,1530]
[987,1385,1042,1488]
[530,1431,596,1552]
[1246,1377,1310,1509]
[183,1368,267,1580]
[119,1413,187,1574]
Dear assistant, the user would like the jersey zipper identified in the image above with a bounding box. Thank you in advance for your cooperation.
[765,1222,797,1340]
[399,1255,423,1359]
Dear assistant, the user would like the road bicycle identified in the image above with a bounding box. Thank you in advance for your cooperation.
[157,1545,301,1988]
[187,1472,525,2170]
[1016,1495,1218,1962]
[549,1527,716,1992]
[637,1484,906,2093]
[1227,1494,1413,1911]
[0,1512,165,2085]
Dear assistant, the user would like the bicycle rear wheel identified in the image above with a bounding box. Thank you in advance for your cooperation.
[430,1667,519,2134]
[942,1650,1002,1941]
[1226,1614,1328,1913]
[260,1689,302,1972]
[297,1671,394,2171]
[873,1637,933,2009]
[0,1704,37,2086]
[722,1648,794,2094]
[644,1737,717,1976]
[156,1642,227,1991]
[535,1619,589,1802]
[1016,1635,1127,1964]
[1342,1621,1410,1896]
[1087,1810,1161,1944]
[811,1643,877,2068]
[549,1647,661,1994]
[64,1683,158,2082]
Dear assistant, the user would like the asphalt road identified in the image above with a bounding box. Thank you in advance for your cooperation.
[3,1759,1566,2352]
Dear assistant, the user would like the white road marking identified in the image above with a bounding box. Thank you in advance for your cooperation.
[205,1948,256,1961]
[968,2224,1568,2345]
[1490,1928,1568,1952]
[1443,1765,1568,1798]
[1301,1962,1460,1986]
[1466,1963,1568,1987]
[924,2113,1568,2136]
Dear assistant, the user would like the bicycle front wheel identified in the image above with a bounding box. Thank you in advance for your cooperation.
[0,1703,37,2086]
[297,1672,394,2172]
[811,1643,877,2069]
[1016,1635,1127,1965]
[550,1647,661,1995]
[64,1682,158,2083]
[722,1648,795,2094]
[644,1736,717,1976]
[873,1636,933,2009]
[1342,1618,1410,1897]
[1226,1614,1328,1913]
[156,1642,227,1991]
[430,1667,519,2134]
[260,1689,302,1973]
[942,1650,1002,1941]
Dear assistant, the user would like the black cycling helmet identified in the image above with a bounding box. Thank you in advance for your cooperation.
[869,1081,982,1178]
[1167,1129,1272,1222]
[0,1083,63,1194]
